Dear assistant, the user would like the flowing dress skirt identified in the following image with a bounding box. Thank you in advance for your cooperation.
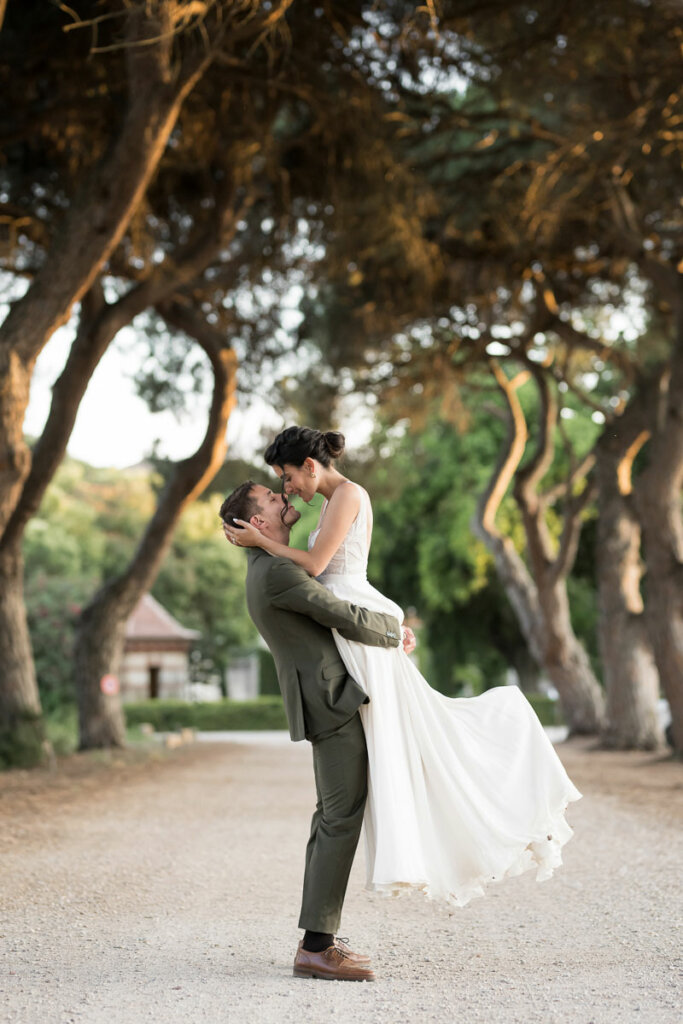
[322,572,583,908]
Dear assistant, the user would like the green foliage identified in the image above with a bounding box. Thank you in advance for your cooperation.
[121,691,559,732]
[417,593,524,697]
[349,401,600,696]
[567,541,602,679]
[24,575,95,712]
[41,705,162,755]
[354,414,531,694]
[515,377,602,491]
[44,704,79,757]
[256,648,280,696]
[525,694,563,727]
[23,457,259,706]
[124,696,288,732]
[0,711,47,770]
[152,495,258,685]
[289,493,325,552]
[23,460,106,580]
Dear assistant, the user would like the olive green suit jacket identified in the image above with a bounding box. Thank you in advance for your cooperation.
[245,548,401,741]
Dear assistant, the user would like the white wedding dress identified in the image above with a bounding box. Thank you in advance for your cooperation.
[309,483,583,908]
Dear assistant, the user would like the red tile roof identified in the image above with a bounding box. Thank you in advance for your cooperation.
[124,593,200,642]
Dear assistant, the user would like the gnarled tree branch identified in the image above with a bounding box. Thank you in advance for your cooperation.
[2,190,243,550]
[475,359,529,538]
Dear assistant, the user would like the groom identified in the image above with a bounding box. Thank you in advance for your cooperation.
[219,481,405,982]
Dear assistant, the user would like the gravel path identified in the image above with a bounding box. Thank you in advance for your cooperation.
[1,735,682,1024]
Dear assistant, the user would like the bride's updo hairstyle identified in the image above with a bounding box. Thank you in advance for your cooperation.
[264,426,345,470]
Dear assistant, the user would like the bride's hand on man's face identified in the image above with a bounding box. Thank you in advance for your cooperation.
[223,519,263,548]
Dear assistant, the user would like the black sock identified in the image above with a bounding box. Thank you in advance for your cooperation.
[302,930,334,953]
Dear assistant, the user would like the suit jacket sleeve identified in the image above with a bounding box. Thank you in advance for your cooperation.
[265,559,401,648]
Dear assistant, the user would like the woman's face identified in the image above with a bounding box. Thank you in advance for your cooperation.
[274,460,317,502]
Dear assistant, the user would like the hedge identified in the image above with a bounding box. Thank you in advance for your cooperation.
[124,696,288,732]
[256,648,280,696]
[123,690,562,732]
[524,693,564,726]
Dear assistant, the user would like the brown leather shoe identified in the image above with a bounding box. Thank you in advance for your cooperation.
[293,943,375,982]
[334,937,372,965]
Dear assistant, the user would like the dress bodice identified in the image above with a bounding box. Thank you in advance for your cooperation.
[308,482,372,580]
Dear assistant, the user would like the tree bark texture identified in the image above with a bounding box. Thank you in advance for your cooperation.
[74,311,237,749]
[473,360,605,735]
[595,382,664,750]
[473,524,605,734]
[634,304,683,755]
[0,542,46,767]
[534,577,604,734]
[0,6,209,538]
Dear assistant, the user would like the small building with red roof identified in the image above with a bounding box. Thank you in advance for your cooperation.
[121,593,200,701]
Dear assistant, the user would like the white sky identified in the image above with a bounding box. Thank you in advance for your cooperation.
[23,320,375,471]
[24,323,283,469]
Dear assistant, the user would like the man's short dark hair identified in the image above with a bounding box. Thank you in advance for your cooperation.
[219,480,262,526]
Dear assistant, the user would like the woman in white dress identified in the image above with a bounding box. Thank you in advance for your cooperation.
[226,426,582,908]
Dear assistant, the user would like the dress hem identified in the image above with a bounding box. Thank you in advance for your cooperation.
[364,789,582,909]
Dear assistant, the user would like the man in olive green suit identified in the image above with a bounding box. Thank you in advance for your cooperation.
[220,481,402,982]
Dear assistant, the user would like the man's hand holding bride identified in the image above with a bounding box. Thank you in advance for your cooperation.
[401,626,416,655]
[223,513,416,655]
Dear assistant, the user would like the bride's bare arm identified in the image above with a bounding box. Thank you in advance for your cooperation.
[227,481,361,577]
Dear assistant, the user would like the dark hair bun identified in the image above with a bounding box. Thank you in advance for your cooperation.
[264,425,345,469]
[323,431,345,460]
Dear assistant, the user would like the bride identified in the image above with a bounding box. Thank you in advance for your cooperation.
[225,425,582,908]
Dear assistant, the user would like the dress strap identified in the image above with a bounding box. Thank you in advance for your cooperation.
[314,497,329,533]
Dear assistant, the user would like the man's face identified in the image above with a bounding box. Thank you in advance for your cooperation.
[249,485,301,535]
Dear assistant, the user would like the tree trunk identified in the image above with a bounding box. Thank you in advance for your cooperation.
[536,577,604,734]
[639,554,683,754]
[0,11,216,765]
[0,7,209,536]
[73,581,129,750]
[595,387,664,750]
[0,542,46,767]
[474,357,605,735]
[634,320,683,754]
[474,526,605,733]
[74,314,237,749]
[0,190,242,753]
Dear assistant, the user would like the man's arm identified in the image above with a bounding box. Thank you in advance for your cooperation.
[265,559,401,648]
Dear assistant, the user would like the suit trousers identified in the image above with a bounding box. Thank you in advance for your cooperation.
[297,711,368,933]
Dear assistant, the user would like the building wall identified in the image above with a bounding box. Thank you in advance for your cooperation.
[226,654,260,701]
[120,649,190,702]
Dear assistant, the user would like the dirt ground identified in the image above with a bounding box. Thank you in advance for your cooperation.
[1,733,682,1024]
